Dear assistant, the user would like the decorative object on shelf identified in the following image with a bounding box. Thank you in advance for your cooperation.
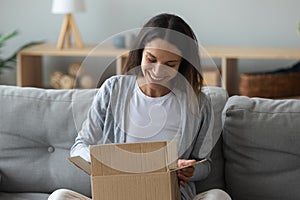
[113,35,125,49]
[52,0,85,49]
[50,70,76,89]
[50,71,64,89]
[239,61,300,98]
[70,62,95,88]
[112,33,136,49]
[68,62,81,76]
[50,62,95,89]
[0,30,42,74]
[125,33,136,48]
[79,74,94,89]
[60,74,75,89]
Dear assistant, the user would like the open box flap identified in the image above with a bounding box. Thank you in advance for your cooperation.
[68,156,207,175]
[90,142,174,174]
[67,156,91,175]
[67,143,206,176]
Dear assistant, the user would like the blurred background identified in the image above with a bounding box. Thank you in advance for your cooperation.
[1,0,300,86]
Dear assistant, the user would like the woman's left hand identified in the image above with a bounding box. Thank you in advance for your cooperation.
[177,159,196,187]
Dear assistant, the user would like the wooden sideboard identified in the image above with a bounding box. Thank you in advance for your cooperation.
[17,43,300,95]
[17,43,128,88]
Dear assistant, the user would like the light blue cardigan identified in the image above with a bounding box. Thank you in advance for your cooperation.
[71,75,213,200]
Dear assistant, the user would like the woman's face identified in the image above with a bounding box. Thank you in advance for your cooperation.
[140,38,182,95]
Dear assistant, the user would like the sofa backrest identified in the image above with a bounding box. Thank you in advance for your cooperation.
[0,85,228,196]
[195,86,228,192]
[222,96,300,200]
[0,86,96,196]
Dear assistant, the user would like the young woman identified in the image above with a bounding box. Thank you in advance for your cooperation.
[48,13,231,200]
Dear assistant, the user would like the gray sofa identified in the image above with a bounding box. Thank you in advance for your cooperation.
[0,85,299,200]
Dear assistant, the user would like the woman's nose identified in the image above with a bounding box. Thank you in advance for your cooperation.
[152,63,165,75]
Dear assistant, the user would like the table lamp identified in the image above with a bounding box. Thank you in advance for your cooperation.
[52,0,85,49]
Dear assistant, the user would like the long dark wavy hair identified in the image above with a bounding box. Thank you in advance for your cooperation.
[122,13,203,95]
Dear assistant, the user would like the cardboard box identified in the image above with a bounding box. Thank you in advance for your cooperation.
[68,141,181,200]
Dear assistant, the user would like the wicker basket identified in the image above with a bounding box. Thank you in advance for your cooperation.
[239,71,300,98]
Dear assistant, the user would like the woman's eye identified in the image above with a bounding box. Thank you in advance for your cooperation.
[167,64,176,68]
[166,63,177,68]
[147,57,156,63]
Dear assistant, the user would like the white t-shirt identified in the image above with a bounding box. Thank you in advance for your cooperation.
[125,83,182,143]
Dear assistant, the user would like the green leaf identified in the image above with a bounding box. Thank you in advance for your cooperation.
[0,30,44,74]
[5,41,44,62]
[0,30,18,45]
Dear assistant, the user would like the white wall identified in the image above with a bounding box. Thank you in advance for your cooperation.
[1,0,300,85]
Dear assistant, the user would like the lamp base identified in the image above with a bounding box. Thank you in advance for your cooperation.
[57,14,83,49]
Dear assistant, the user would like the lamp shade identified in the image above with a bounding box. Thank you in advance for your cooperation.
[52,0,85,14]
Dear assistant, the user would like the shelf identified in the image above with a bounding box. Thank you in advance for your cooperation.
[17,43,300,95]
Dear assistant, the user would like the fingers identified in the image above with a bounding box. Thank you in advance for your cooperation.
[177,170,191,182]
[177,159,197,187]
[177,170,192,187]
[177,166,195,179]
[183,166,195,176]
[178,159,196,167]
[177,166,195,187]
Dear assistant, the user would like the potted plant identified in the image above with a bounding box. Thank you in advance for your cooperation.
[0,30,42,74]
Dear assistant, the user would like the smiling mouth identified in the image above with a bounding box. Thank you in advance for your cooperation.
[148,71,164,81]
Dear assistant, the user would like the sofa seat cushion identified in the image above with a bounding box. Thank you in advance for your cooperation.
[0,192,49,200]
[222,96,300,200]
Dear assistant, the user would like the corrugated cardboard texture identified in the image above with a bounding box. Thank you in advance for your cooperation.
[166,140,178,170]
[170,170,181,200]
[67,142,182,200]
[91,172,181,200]
[90,141,178,175]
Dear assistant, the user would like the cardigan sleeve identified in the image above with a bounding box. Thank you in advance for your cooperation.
[70,78,113,162]
[189,94,213,181]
